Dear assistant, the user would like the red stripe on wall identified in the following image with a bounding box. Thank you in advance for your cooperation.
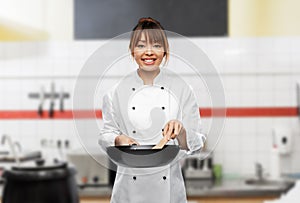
[0,107,297,119]
[0,110,102,119]
[200,107,298,117]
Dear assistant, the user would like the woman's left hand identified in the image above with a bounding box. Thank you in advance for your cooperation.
[162,119,185,140]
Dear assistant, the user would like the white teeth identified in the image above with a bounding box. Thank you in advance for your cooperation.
[144,59,153,63]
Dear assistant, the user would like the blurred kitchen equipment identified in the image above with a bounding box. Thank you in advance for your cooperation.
[38,85,45,117]
[57,140,65,161]
[60,87,65,112]
[28,83,70,117]
[182,151,213,180]
[1,160,78,203]
[213,164,222,181]
[255,162,263,182]
[1,135,20,165]
[49,82,55,118]
[67,148,116,187]
[272,127,293,155]
[13,142,22,153]
[263,180,299,203]
[269,127,294,180]
[244,162,295,187]
[107,144,180,168]
[0,151,41,163]
[270,144,281,180]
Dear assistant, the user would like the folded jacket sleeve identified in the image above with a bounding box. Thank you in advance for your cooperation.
[98,90,122,149]
[182,86,206,154]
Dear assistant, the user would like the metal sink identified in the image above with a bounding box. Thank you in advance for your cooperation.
[245,178,294,187]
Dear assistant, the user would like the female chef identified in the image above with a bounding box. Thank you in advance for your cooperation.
[99,17,206,203]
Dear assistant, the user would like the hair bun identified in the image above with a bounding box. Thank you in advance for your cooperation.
[138,17,161,25]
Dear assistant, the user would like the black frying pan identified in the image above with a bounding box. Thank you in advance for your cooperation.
[107,145,180,168]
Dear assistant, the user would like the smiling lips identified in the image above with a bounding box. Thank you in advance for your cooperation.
[142,58,156,65]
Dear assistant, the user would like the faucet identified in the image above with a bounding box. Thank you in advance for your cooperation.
[255,162,263,181]
[14,141,22,153]
[1,135,20,166]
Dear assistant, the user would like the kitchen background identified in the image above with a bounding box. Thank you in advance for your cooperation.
[1,0,300,202]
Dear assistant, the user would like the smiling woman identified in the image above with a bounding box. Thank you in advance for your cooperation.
[98,17,206,203]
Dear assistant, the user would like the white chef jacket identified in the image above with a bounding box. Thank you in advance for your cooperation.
[99,68,206,203]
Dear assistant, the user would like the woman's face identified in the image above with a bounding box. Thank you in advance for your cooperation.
[133,33,165,72]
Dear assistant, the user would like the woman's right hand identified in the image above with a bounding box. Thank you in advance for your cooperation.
[114,134,139,146]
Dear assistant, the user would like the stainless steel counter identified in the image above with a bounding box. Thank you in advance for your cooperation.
[185,178,294,197]
[76,178,295,198]
[78,186,112,197]
[0,178,295,198]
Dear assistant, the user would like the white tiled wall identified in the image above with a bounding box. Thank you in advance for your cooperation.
[0,38,300,177]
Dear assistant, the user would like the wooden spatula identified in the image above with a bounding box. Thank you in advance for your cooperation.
[152,137,169,149]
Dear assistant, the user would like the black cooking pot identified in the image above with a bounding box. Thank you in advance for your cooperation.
[1,160,79,203]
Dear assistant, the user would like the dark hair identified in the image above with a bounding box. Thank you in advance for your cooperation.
[129,17,169,65]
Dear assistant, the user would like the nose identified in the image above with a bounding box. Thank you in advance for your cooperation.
[145,45,153,55]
